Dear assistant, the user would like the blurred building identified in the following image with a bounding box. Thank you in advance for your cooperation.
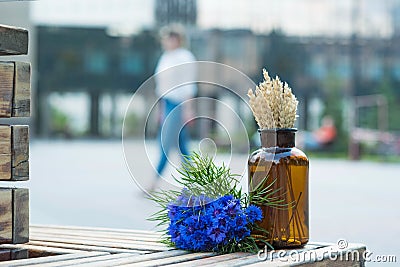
[34,25,400,137]
[155,0,197,26]
[35,26,160,137]
[392,0,400,36]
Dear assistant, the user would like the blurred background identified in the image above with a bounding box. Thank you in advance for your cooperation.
[0,0,399,265]
[1,0,400,157]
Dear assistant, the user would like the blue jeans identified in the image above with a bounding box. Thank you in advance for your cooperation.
[156,99,190,176]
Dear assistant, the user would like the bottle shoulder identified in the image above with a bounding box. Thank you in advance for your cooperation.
[248,146,309,163]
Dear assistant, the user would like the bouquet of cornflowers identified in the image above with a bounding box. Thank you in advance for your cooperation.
[149,152,285,253]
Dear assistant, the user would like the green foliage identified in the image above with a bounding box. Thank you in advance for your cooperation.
[50,106,71,136]
[124,112,142,136]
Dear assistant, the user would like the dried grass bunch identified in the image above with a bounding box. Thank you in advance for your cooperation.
[247,69,298,129]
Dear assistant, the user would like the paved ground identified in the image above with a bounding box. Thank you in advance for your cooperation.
[5,140,398,265]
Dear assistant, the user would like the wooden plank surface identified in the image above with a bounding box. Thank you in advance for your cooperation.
[0,252,109,267]
[0,24,28,56]
[27,240,143,254]
[31,224,163,237]
[37,253,135,267]
[0,62,13,117]
[0,126,11,180]
[12,188,29,243]
[12,62,31,117]
[164,252,252,267]
[11,125,29,180]
[0,226,366,266]
[0,188,29,244]
[28,234,170,252]
[123,252,215,267]
[30,231,163,246]
[0,189,13,243]
[0,243,85,256]
[30,227,161,242]
[0,125,29,181]
[0,248,28,261]
[0,61,31,118]
[72,251,191,267]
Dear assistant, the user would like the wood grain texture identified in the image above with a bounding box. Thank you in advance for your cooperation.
[12,62,31,117]
[0,249,11,261]
[0,252,108,267]
[0,248,28,261]
[0,62,14,117]
[11,125,29,180]
[12,188,29,244]
[0,225,368,266]
[0,188,29,244]
[0,62,31,118]
[0,126,11,180]
[0,24,28,56]
[9,247,28,260]
[0,189,13,243]
[0,125,29,181]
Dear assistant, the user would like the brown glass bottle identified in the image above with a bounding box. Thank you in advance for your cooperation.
[248,128,309,248]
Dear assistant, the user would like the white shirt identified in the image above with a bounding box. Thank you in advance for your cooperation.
[155,48,197,103]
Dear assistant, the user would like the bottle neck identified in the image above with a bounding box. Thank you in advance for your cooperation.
[259,128,296,148]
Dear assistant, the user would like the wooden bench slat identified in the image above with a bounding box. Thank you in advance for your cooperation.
[30,228,161,243]
[73,250,190,267]
[0,62,13,117]
[118,252,215,267]
[0,252,108,267]
[12,188,29,243]
[37,253,134,267]
[0,189,13,242]
[30,231,168,247]
[30,232,165,247]
[0,24,28,56]
[0,125,29,181]
[0,188,29,244]
[0,62,31,118]
[12,62,30,117]
[29,235,171,252]
[31,225,162,237]
[0,243,83,255]
[27,240,144,254]
[0,248,27,261]
[163,252,252,267]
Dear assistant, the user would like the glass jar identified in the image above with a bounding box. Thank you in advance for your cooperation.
[248,128,309,248]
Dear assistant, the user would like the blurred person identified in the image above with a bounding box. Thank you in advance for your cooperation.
[150,24,197,191]
[299,115,337,150]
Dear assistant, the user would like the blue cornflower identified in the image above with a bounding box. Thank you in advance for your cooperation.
[166,192,263,252]
[218,195,234,206]
[234,226,251,241]
[245,205,263,223]
[207,226,226,243]
[224,198,241,217]
[191,229,207,250]
[207,201,224,219]
[233,213,246,227]
[168,223,181,243]
[167,204,179,220]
